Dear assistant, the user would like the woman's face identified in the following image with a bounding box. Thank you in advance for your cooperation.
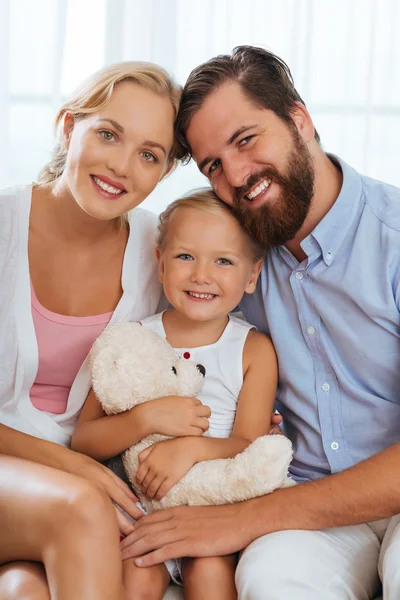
[61,80,175,220]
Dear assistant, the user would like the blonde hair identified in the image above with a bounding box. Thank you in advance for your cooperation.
[157,188,265,262]
[37,61,182,184]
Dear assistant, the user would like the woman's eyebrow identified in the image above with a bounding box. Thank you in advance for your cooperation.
[98,118,124,133]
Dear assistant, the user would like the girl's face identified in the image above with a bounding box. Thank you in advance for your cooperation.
[60,81,175,220]
[157,207,263,323]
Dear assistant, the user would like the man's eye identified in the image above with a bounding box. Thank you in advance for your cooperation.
[177,254,193,261]
[99,130,115,141]
[140,151,157,162]
[217,258,233,265]
[239,135,254,146]
[209,159,221,175]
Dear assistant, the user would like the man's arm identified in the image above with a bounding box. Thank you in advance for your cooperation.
[121,442,400,566]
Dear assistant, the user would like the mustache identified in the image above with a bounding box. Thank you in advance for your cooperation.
[234,167,284,206]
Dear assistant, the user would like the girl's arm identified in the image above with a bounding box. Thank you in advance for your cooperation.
[136,330,278,499]
[71,389,210,462]
[187,329,278,462]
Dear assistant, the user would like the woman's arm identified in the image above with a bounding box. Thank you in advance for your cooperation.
[71,389,211,461]
[0,423,142,532]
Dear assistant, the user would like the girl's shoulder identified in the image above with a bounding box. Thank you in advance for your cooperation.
[243,328,277,373]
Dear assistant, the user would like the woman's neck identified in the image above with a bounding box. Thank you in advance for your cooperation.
[162,309,229,349]
[32,181,123,246]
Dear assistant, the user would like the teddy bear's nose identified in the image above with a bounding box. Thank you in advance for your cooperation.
[196,364,206,377]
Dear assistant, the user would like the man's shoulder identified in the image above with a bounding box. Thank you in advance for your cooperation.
[360,174,400,232]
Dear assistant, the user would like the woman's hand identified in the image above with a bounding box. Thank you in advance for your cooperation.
[136,438,198,500]
[138,396,211,437]
[66,450,142,536]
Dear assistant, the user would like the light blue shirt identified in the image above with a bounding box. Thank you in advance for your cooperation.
[240,156,400,482]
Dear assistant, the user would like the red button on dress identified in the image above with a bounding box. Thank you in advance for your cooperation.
[183,352,191,359]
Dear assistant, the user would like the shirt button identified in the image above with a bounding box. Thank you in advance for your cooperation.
[295,272,303,280]
[326,252,333,262]
[322,382,330,392]
[331,441,339,450]
[307,326,315,335]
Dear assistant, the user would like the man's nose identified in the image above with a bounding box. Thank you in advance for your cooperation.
[223,155,250,188]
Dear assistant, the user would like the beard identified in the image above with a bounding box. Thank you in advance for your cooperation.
[232,130,315,248]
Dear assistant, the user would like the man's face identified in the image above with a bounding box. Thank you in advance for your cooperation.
[186,82,315,247]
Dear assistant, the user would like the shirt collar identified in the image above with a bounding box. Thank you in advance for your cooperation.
[304,155,363,266]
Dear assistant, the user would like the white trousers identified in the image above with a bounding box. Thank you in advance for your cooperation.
[236,515,400,599]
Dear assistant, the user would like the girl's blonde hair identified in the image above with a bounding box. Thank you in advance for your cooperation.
[157,188,266,262]
[37,61,182,184]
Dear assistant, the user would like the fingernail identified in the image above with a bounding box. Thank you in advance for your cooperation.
[135,558,142,566]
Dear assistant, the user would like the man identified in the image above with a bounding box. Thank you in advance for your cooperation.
[121,46,400,598]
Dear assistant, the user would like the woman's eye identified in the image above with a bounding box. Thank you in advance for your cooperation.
[140,151,157,162]
[177,254,193,261]
[99,130,115,142]
[217,258,233,265]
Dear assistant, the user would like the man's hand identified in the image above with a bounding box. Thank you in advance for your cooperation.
[269,412,283,435]
[120,502,258,566]
[137,438,198,500]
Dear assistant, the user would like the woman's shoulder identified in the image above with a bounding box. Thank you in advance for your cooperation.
[0,183,32,205]
[0,185,32,251]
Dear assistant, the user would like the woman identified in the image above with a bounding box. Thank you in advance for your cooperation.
[0,60,204,599]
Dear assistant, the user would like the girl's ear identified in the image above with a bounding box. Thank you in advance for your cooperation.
[63,113,75,149]
[244,259,263,295]
[156,247,165,283]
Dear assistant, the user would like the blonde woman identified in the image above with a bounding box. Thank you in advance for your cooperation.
[0,61,207,600]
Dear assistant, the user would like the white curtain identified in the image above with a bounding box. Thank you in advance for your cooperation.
[1,0,399,214]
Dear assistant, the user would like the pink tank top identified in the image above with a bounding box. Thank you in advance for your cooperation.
[30,282,113,414]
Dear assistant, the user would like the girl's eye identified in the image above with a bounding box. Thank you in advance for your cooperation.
[99,130,115,142]
[140,151,157,163]
[217,258,233,265]
[208,159,221,175]
[177,254,193,261]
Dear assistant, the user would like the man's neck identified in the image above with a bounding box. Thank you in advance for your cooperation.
[285,150,343,263]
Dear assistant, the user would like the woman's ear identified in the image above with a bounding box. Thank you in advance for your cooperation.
[244,259,263,295]
[63,113,75,149]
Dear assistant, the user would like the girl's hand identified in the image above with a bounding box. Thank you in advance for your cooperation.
[139,396,210,437]
[66,451,142,536]
[136,439,198,500]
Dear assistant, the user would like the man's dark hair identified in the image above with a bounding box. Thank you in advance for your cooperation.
[175,45,320,163]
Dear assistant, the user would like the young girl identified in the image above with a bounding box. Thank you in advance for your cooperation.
[72,188,279,600]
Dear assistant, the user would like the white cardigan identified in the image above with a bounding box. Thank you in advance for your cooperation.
[0,185,163,446]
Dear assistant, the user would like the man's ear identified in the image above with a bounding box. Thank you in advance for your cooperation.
[63,113,75,149]
[156,247,165,283]
[244,259,263,295]
[290,102,315,143]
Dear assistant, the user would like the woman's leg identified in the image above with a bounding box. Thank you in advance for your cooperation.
[0,455,125,600]
[0,562,50,600]
[183,554,238,600]
[122,559,170,600]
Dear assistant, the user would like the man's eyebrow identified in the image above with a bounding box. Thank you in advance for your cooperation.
[198,125,257,174]
[98,118,124,133]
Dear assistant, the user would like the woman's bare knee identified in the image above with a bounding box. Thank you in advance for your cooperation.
[0,561,49,600]
[123,560,170,600]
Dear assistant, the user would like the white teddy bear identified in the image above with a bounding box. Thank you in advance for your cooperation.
[89,322,294,514]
